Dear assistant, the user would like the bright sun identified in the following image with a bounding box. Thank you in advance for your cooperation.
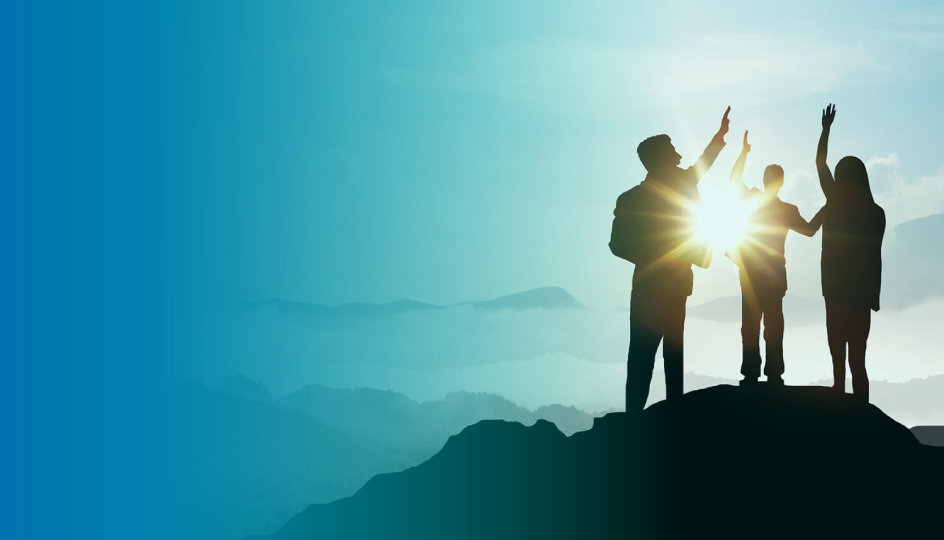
[693,189,755,253]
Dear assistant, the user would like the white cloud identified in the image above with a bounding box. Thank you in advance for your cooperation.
[394,35,876,117]
[866,153,900,170]
[453,38,638,117]
[779,169,826,214]
[893,6,944,26]
[800,154,944,230]
[884,30,944,49]
[886,7,944,49]
[639,35,873,106]
[875,164,944,227]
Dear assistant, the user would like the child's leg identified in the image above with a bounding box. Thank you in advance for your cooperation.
[762,293,785,379]
[739,272,763,381]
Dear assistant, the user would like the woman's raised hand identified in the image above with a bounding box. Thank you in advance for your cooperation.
[822,103,836,129]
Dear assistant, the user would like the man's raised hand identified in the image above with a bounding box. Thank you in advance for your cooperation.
[742,130,751,153]
[822,103,836,129]
[719,106,731,138]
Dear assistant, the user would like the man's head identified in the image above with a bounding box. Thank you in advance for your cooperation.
[637,134,682,175]
[763,164,784,196]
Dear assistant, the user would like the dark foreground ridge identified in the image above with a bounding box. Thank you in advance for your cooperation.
[249,385,944,540]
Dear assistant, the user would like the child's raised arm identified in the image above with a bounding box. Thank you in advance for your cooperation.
[730,130,751,197]
[790,205,827,237]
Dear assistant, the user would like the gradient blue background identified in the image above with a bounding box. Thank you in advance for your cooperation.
[1,2,176,538]
[4,1,944,538]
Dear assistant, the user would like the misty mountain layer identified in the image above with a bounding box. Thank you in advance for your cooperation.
[183,378,594,540]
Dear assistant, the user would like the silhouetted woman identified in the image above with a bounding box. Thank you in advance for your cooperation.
[816,104,886,402]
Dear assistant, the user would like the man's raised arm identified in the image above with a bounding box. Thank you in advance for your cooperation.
[817,103,836,198]
[689,106,731,182]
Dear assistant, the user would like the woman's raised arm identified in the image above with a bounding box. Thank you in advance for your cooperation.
[817,103,837,199]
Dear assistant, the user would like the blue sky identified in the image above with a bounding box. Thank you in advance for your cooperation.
[157,0,944,309]
[157,0,944,410]
[5,3,944,537]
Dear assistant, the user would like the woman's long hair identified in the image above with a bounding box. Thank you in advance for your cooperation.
[822,155,884,310]
[828,156,875,227]
[834,156,875,207]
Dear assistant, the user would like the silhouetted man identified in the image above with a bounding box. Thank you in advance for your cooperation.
[611,107,730,412]
[728,131,825,385]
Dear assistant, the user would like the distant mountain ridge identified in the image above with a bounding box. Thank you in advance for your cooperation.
[245,286,583,317]
[460,287,584,311]
[880,211,944,308]
[911,426,944,446]
[221,375,595,438]
[894,212,944,257]
[190,376,595,539]
[178,383,413,540]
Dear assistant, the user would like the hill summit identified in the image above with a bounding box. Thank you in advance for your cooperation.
[251,385,944,540]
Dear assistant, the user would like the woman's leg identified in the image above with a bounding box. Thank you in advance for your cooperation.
[848,307,872,402]
[825,300,847,392]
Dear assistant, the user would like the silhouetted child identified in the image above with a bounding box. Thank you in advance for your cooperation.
[816,104,886,402]
[728,131,825,386]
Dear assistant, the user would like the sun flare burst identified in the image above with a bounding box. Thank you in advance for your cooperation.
[693,189,758,253]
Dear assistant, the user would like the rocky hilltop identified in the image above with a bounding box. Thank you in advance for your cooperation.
[250,385,944,539]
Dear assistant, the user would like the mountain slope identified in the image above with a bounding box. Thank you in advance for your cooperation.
[251,385,944,540]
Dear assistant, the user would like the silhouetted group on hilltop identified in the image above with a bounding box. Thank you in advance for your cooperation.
[610,103,885,410]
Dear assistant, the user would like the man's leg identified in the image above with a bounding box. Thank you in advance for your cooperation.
[626,289,663,412]
[659,294,686,540]
[739,272,762,382]
[848,307,872,402]
[662,294,687,402]
[763,293,785,381]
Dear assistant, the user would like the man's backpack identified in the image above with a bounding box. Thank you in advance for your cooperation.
[608,184,713,268]
[608,186,649,264]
